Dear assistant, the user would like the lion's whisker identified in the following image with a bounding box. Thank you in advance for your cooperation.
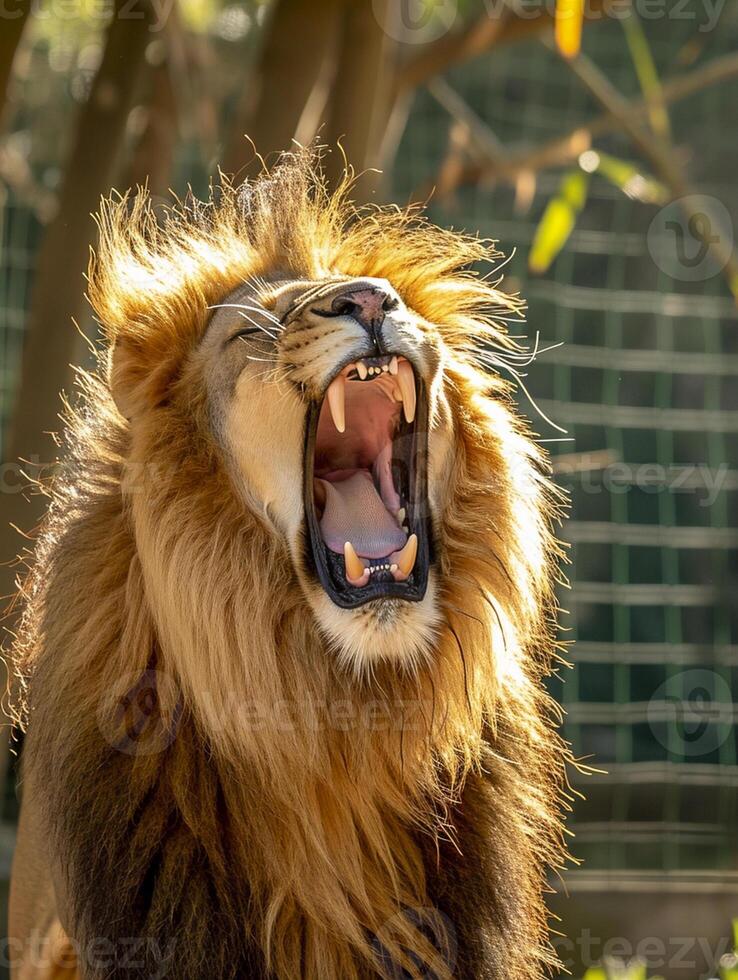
[234,312,279,339]
[208,302,282,328]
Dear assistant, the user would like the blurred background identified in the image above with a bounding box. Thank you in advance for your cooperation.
[0,1,737,978]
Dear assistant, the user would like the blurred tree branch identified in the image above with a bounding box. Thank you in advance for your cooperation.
[431,51,738,189]
[394,0,610,93]
[562,45,738,300]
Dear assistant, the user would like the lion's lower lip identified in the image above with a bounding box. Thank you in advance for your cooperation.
[303,361,431,609]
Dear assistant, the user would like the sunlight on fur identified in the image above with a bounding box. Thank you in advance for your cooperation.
[11,149,572,980]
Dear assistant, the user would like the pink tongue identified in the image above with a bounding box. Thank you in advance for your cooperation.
[317,472,406,559]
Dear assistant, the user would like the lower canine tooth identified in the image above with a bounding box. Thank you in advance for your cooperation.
[389,356,398,376]
[326,374,346,432]
[395,533,418,577]
[397,361,416,423]
[344,541,367,582]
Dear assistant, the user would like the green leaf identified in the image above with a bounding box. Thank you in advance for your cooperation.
[529,171,589,274]
[720,956,738,980]
[581,969,608,980]
[579,149,668,205]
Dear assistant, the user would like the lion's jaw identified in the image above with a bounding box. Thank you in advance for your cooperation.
[204,275,454,672]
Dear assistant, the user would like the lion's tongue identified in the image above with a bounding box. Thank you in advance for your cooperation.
[316,472,406,560]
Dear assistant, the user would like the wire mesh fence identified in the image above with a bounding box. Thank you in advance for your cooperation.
[392,15,738,876]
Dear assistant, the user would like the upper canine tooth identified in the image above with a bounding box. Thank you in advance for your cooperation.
[389,356,398,375]
[326,374,346,432]
[397,361,416,423]
[396,534,418,576]
[357,361,368,380]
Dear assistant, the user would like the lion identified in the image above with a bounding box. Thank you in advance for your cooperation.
[8,151,570,980]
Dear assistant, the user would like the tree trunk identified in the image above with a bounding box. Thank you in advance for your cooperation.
[320,0,394,198]
[126,34,178,197]
[223,0,343,175]
[1,0,154,602]
[0,0,30,125]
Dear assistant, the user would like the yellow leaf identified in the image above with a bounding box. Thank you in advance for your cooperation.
[556,0,585,59]
[529,171,589,274]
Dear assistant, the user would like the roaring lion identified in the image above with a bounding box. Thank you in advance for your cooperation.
[9,153,570,980]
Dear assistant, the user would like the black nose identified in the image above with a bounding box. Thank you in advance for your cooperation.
[331,287,391,351]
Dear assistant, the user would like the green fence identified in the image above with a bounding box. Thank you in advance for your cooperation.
[391,14,738,875]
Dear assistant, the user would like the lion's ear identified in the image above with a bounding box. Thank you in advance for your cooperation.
[108,333,184,420]
[108,339,137,420]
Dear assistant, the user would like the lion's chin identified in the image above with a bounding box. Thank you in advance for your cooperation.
[309,570,441,675]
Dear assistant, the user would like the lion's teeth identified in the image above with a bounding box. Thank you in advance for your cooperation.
[389,356,398,375]
[394,534,418,578]
[344,541,368,584]
[381,363,389,373]
[397,361,416,423]
[396,507,406,525]
[326,374,345,432]
[357,361,368,380]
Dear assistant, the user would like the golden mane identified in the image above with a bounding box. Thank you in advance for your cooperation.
[12,152,571,980]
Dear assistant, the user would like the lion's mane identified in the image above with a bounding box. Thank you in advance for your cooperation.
[12,154,571,980]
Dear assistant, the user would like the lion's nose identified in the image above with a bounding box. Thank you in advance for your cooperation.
[331,287,390,349]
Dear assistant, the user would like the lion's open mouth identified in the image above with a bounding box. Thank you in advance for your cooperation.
[304,354,430,608]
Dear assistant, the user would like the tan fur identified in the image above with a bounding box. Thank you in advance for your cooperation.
[10,151,571,980]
